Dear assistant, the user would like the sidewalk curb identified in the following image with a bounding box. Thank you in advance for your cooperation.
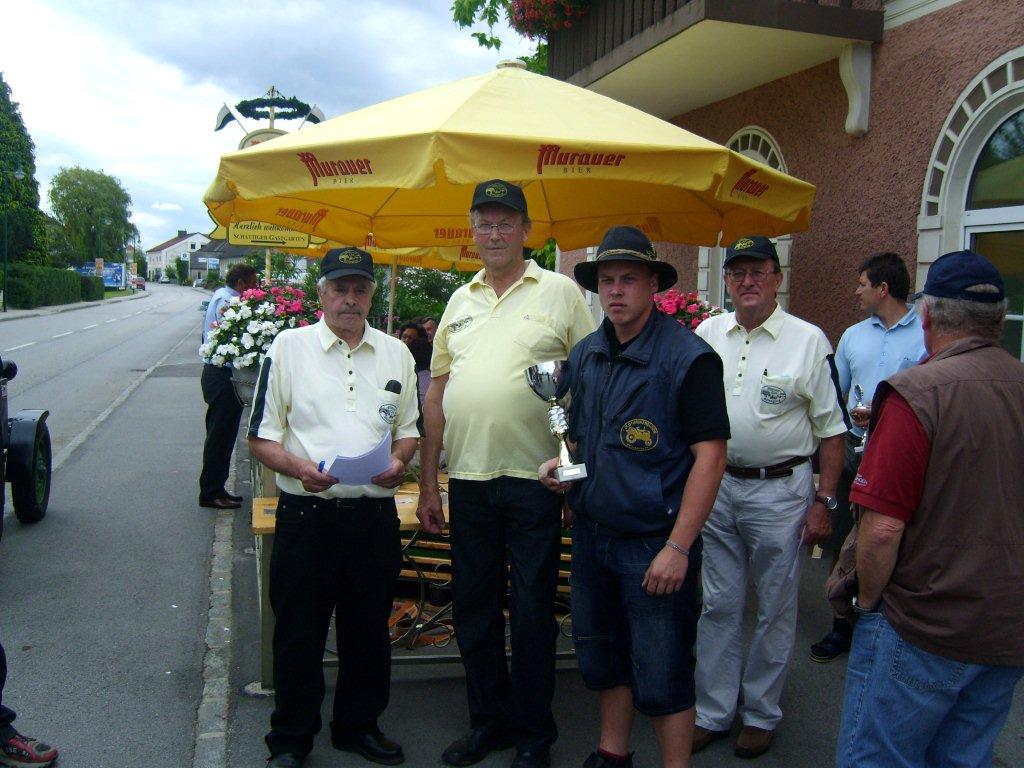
[0,290,151,322]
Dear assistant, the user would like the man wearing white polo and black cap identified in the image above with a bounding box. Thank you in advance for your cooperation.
[692,235,848,759]
[417,179,594,768]
[249,247,419,768]
[836,249,1024,768]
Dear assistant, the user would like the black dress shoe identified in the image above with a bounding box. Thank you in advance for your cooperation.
[224,492,244,503]
[333,729,405,765]
[442,727,515,766]
[511,749,551,768]
[267,754,304,768]
[198,496,241,510]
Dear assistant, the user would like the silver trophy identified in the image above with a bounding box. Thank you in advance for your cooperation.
[525,361,588,483]
[851,384,869,453]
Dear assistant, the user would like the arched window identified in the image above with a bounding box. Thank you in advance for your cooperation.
[698,128,791,310]
[918,47,1024,359]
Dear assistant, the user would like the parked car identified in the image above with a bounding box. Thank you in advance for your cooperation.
[0,356,52,543]
[130,276,146,290]
[159,275,171,284]
[192,279,204,288]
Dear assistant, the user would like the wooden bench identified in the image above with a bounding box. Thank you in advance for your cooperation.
[251,485,572,687]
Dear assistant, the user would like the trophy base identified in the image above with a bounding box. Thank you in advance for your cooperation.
[555,464,587,482]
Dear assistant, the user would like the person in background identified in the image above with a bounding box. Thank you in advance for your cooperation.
[809,252,925,663]
[199,263,259,510]
[419,317,439,343]
[0,640,59,768]
[399,322,427,348]
[835,249,1024,768]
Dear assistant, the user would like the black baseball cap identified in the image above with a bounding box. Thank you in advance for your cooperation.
[723,235,780,268]
[470,179,528,217]
[911,249,1005,303]
[574,226,678,292]
[320,247,375,282]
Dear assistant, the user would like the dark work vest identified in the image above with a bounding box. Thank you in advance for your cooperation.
[566,309,714,536]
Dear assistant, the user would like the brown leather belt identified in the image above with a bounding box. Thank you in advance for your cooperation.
[724,456,809,480]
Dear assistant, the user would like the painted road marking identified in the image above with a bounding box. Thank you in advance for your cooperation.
[3,342,35,352]
[82,324,97,329]
[52,332,72,338]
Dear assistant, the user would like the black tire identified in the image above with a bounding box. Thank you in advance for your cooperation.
[12,423,51,524]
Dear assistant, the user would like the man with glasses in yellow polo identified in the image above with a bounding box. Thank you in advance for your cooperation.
[691,236,848,759]
[417,180,594,768]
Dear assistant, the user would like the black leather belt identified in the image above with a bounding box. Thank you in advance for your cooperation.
[724,456,808,480]
[279,491,392,511]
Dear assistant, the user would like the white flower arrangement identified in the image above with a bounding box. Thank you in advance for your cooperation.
[200,284,321,369]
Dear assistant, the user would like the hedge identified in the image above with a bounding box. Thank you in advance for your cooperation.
[5,264,85,309]
[80,274,104,301]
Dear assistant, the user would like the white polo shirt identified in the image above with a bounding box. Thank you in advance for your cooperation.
[249,319,419,499]
[695,304,848,467]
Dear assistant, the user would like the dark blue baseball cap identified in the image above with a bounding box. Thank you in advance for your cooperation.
[911,250,1004,303]
[723,235,780,268]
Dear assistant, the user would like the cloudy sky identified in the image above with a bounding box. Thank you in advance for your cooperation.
[1,0,534,250]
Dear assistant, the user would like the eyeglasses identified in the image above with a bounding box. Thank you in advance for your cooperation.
[473,222,518,236]
[725,268,775,283]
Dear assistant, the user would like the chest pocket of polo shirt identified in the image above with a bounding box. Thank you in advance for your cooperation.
[376,388,401,428]
[513,313,564,361]
[758,374,795,416]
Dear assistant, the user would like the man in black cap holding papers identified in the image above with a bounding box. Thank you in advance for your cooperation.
[418,180,594,768]
[249,247,419,768]
[540,225,729,768]
[692,235,848,759]
[835,250,1024,768]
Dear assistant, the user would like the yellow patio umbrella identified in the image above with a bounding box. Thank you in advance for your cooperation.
[207,221,482,330]
[203,63,815,252]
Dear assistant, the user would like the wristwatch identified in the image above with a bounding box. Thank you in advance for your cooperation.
[815,493,839,511]
[852,596,878,616]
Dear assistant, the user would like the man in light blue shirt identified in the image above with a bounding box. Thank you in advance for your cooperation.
[199,263,259,509]
[810,252,926,663]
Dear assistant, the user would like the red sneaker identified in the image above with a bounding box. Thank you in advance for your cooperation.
[0,730,59,767]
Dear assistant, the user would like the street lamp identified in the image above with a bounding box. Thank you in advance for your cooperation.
[2,165,26,313]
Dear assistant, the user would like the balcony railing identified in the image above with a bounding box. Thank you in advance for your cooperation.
[548,0,884,83]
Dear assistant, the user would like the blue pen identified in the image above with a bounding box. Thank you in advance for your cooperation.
[318,460,325,472]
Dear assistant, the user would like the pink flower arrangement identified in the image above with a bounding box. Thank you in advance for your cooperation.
[199,282,321,369]
[509,0,591,39]
[654,289,725,331]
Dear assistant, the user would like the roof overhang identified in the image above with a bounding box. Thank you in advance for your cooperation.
[564,1,883,120]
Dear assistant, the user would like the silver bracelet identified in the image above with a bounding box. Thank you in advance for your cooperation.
[664,540,689,558]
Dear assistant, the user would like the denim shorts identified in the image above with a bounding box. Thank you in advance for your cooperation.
[571,518,702,716]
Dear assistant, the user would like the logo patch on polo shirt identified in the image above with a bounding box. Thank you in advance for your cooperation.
[761,385,787,405]
[378,403,398,424]
[447,315,473,334]
[620,418,658,451]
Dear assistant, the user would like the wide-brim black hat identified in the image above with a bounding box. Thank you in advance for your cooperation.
[574,226,677,292]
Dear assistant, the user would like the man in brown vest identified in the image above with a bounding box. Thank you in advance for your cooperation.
[835,249,1024,768]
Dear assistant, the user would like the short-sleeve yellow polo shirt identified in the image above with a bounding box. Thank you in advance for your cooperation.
[431,260,595,480]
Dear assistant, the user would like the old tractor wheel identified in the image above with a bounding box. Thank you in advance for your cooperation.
[12,422,51,523]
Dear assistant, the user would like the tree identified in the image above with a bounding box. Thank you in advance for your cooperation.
[0,73,46,264]
[243,250,299,284]
[370,266,474,327]
[173,255,189,284]
[48,166,134,265]
[451,0,549,73]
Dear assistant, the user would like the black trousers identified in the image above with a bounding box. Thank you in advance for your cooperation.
[199,364,243,501]
[265,493,402,758]
[448,477,562,753]
[0,640,16,734]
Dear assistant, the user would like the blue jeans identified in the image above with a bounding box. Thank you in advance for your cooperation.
[571,519,702,716]
[837,611,1023,768]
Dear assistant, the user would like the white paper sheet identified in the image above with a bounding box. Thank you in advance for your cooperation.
[318,432,392,486]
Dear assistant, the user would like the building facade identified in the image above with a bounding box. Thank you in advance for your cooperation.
[145,230,210,281]
[551,0,1023,358]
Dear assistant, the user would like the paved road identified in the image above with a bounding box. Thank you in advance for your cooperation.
[2,285,1021,767]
